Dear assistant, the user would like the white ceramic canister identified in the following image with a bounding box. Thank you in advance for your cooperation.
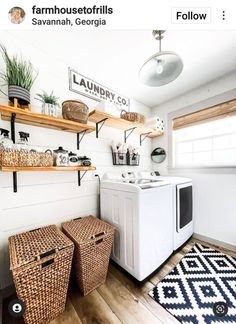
[68,151,79,166]
[53,147,69,166]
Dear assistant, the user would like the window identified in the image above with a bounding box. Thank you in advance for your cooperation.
[172,100,236,168]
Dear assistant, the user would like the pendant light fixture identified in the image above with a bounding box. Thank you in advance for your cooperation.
[139,30,183,87]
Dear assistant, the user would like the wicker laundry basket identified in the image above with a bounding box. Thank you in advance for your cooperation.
[9,225,74,324]
[62,216,115,296]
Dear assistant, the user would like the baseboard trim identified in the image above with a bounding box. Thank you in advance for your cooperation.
[193,233,236,252]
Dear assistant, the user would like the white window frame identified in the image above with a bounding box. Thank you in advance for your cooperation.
[167,91,236,172]
[173,128,236,168]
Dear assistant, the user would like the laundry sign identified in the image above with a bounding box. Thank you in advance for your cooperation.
[69,68,130,109]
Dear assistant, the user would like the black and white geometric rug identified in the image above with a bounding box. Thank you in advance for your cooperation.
[149,243,236,323]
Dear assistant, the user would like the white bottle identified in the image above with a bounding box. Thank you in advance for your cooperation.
[0,129,13,149]
[16,132,30,151]
[0,129,14,167]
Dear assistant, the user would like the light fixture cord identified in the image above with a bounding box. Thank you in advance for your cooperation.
[159,31,162,52]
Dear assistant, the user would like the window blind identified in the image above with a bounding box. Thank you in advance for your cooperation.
[172,98,236,130]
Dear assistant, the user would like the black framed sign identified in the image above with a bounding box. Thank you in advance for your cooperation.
[68,68,130,110]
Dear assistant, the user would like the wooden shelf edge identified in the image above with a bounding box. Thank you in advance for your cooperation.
[89,109,145,128]
[142,130,163,138]
[0,166,96,172]
[0,105,163,141]
[89,109,164,138]
[0,105,95,134]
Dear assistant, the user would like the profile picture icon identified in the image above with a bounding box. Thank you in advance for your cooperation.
[8,299,25,317]
[8,7,25,24]
[12,303,22,313]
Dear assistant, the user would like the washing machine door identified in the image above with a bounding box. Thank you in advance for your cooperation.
[176,183,193,232]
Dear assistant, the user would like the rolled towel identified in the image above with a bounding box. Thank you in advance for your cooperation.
[149,124,163,131]
[145,121,164,131]
[146,124,164,131]
[145,116,164,129]
[146,120,162,127]
[155,125,164,132]
[145,116,162,124]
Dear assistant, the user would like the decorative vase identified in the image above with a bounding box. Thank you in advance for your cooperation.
[8,85,30,106]
[41,103,57,117]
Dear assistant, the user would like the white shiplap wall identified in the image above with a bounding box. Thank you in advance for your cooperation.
[0,31,152,288]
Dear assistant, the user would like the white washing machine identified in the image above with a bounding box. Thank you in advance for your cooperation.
[139,172,193,251]
[100,172,173,282]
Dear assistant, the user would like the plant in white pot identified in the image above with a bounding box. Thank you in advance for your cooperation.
[35,91,60,117]
[0,44,38,108]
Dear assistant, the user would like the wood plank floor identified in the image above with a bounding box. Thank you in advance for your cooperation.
[2,238,236,324]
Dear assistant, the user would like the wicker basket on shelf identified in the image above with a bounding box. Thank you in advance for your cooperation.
[62,216,115,296]
[39,152,53,167]
[1,150,19,167]
[9,225,74,324]
[62,100,89,124]
[0,151,54,167]
[120,109,145,124]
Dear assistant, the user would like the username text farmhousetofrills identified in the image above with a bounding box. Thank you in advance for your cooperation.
[32,5,113,27]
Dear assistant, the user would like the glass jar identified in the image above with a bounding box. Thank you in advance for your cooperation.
[42,103,57,117]
[50,104,57,117]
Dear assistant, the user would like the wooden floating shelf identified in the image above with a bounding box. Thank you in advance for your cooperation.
[0,166,96,172]
[0,105,95,134]
[89,110,145,130]
[88,110,163,138]
[145,130,163,138]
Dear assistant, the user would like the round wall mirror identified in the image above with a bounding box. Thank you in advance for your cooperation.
[151,147,166,163]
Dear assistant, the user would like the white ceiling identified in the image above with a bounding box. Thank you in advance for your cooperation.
[6,30,236,108]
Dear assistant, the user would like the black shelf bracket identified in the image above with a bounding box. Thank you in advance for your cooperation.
[140,132,152,146]
[77,130,87,150]
[2,112,93,192]
[96,118,108,138]
[124,127,137,143]
[11,113,16,142]
[13,172,17,193]
[78,170,87,186]
[11,113,17,192]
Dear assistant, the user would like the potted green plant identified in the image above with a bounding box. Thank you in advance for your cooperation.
[35,90,60,117]
[0,44,38,107]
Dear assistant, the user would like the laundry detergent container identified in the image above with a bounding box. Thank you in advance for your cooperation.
[62,216,115,296]
[9,225,74,324]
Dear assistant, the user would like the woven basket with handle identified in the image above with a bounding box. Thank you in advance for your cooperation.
[120,109,145,124]
[9,225,74,324]
[62,216,115,296]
